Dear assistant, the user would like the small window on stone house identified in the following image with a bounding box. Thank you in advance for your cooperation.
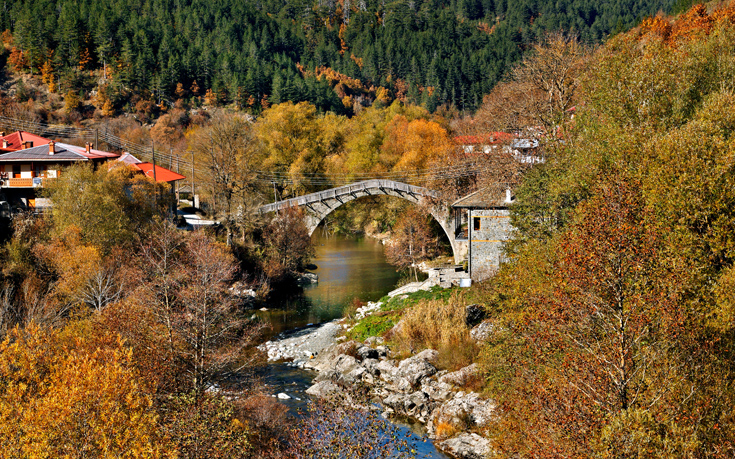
[473,217,481,231]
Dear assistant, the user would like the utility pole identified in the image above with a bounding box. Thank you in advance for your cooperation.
[175,153,180,203]
[152,142,157,182]
[191,150,196,208]
[95,129,98,150]
[152,142,158,208]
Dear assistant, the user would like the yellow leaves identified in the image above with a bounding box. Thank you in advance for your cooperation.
[0,323,166,457]
[34,225,102,305]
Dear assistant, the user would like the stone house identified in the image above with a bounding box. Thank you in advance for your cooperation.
[452,187,514,280]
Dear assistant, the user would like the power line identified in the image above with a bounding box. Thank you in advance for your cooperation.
[0,114,520,187]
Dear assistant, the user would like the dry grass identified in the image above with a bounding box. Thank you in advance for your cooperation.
[390,292,479,370]
[434,420,460,440]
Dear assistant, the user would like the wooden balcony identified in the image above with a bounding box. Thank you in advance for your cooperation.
[0,177,55,188]
[6,178,33,187]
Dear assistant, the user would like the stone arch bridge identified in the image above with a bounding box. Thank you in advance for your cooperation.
[258,179,466,263]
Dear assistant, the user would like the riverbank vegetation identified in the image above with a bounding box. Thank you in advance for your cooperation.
[5,0,735,456]
[0,164,418,457]
[479,4,735,454]
[334,3,735,456]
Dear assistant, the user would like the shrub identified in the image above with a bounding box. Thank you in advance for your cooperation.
[391,292,479,370]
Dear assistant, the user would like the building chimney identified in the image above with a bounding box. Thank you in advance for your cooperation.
[21,141,33,149]
[48,141,55,155]
[1,139,8,149]
[0,131,6,137]
[505,188,513,203]
[85,143,91,153]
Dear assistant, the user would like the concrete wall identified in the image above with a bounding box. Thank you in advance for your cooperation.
[468,208,512,281]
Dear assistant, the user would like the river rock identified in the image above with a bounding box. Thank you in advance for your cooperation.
[364,336,385,346]
[333,354,360,373]
[376,359,399,382]
[470,321,494,342]
[383,390,437,422]
[363,358,381,376]
[438,433,492,459]
[414,349,439,364]
[305,380,344,400]
[375,345,389,358]
[427,392,496,439]
[395,354,437,388]
[304,340,360,371]
[297,272,319,285]
[465,304,486,326]
[420,379,455,402]
[439,363,479,387]
[357,346,380,360]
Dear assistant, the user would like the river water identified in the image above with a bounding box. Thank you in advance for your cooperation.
[261,231,402,336]
[258,231,449,459]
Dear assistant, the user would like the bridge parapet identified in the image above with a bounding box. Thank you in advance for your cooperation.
[258,179,438,214]
[258,179,465,263]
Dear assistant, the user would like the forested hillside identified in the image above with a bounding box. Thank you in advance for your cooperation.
[2,0,682,114]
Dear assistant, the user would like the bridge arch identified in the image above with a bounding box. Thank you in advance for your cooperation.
[258,180,465,263]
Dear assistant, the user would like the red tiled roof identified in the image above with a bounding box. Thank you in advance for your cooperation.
[133,162,186,182]
[64,143,121,160]
[0,131,51,152]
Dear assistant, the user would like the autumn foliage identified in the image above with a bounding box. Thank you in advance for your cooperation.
[480,3,735,457]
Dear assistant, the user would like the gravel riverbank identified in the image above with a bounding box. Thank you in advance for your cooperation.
[259,320,344,367]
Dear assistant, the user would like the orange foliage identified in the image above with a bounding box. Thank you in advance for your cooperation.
[477,21,495,35]
[381,116,453,171]
[8,47,26,71]
[640,3,735,46]
[338,23,349,55]
[33,226,102,307]
[204,88,218,106]
[1,29,13,46]
[640,15,672,41]
[350,53,363,69]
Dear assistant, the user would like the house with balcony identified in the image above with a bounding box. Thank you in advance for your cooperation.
[0,140,120,210]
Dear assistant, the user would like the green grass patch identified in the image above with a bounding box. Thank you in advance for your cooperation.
[378,285,458,312]
[346,312,401,342]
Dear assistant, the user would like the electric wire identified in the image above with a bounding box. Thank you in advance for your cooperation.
[0,115,521,189]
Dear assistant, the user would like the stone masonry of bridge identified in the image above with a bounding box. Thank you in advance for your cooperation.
[258,179,468,264]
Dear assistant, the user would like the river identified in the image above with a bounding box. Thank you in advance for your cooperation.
[257,231,449,459]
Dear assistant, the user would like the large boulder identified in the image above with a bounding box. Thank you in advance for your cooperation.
[305,380,345,400]
[439,433,492,459]
[427,392,496,439]
[420,378,455,402]
[304,340,360,372]
[395,354,438,388]
[439,363,479,387]
[470,321,494,342]
[383,390,437,422]
[465,304,487,327]
[376,359,399,382]
[356,345,380,361]
[414,349,439,364]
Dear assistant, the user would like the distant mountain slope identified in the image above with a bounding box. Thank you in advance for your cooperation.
[2,0,681,113]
